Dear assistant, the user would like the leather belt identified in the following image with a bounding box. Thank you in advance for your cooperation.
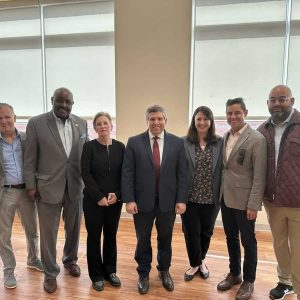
[4,183,26,189]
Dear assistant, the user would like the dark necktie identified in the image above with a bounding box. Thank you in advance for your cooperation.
[153,136,160,194]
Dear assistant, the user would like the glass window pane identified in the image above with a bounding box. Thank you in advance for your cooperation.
[43,1,115,118]
[288,0,300,110]
[0,7,44,116]
[193,0,286,118]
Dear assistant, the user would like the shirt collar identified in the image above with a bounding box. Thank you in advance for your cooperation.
[149,130,165,140]
[0,128,20,140]
[271,108,294,126]
[230,123,248,136]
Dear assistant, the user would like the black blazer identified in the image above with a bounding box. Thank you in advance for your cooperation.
[122,130,188,212]
[183,136,223,208]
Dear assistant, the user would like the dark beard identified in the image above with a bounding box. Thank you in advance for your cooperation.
[271,111,290,125]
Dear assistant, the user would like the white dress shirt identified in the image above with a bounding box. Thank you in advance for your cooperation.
[53,112,73,157]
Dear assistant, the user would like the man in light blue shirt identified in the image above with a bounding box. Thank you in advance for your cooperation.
[0,103,43,289]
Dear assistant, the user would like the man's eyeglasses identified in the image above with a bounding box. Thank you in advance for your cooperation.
[268,97,290,104]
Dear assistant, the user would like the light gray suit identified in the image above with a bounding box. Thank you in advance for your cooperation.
[24,112,88,279]
[0,131,39,275]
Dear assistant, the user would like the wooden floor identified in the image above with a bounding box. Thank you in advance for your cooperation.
[0,216,297,300]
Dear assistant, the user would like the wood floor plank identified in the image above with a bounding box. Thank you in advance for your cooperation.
[0,216,297,299]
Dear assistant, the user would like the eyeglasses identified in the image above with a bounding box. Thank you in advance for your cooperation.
[268,97,289,104]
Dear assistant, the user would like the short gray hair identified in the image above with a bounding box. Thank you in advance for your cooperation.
[0,103,14,114]
[145,105,167,120]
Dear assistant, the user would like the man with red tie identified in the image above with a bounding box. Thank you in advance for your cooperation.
[122,105,188,294]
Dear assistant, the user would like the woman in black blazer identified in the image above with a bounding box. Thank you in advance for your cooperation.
[181,106,223,281]
[81,112,125,292]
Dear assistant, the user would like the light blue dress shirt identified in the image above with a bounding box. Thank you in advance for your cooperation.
[0,130,24,185]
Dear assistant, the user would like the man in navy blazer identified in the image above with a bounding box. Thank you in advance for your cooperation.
[122,105,188,294]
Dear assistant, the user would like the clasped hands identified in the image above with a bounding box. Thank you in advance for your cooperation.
[125,201,186,215]
[98,193,117,206]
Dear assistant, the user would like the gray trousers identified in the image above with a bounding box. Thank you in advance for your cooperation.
[37,189,82,279]
[0,187,39,275]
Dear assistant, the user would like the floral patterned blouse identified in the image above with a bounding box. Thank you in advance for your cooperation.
[189,144,213,204]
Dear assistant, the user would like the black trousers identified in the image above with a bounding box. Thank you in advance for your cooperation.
[181,201,219,267]
[133,206,176,277]
[221,199,257,283]
[83,200,122,282]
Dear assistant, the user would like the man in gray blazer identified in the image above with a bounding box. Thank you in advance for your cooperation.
[24,88,88,293]
[217,98,267,300]
[122,105,188,294]
[0,103,43,289]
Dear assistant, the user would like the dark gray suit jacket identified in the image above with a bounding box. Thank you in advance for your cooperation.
[122,130,188,212]
[183,136,223,207]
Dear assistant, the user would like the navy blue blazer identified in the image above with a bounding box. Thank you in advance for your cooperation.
[122,130,188,212]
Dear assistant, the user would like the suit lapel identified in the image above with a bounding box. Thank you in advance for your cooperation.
[223,132,230,165]
[160,131,168,171]
[227,124,251,163]
[212,140,221,173]
[142,131,153,164]
[187,140,195,168]
[46,112,67,156]
[70,116,79,150]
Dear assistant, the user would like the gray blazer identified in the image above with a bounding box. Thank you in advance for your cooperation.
[24,111,88,204]
[183,136,223,207]
[0,131,26,197]
[221,124,267,211]
[122,130,188,212]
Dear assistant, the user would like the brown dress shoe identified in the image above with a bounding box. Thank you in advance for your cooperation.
[64,263,81,277]
[217,273,242,291]
[43,278,57,293]
[235,281,254,300]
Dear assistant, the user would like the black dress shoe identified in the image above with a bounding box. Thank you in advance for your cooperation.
[138,276,149,294]
[184,268,199,282]
[106,273,121,287]
[92,280,104,291]
[199,264,209,279]
[159,271,174,291]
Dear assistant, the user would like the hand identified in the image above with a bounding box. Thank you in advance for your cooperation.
[98,197,109,206]
[126,202,138,214]
[27,188,37,201]
[107,193,117,205]
[247,208,257,220]
[175,203,186,214]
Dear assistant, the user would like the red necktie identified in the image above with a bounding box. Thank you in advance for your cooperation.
[153,136,160,194]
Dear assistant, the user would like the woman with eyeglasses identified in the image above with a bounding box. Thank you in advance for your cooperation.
[181,106,223,282]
